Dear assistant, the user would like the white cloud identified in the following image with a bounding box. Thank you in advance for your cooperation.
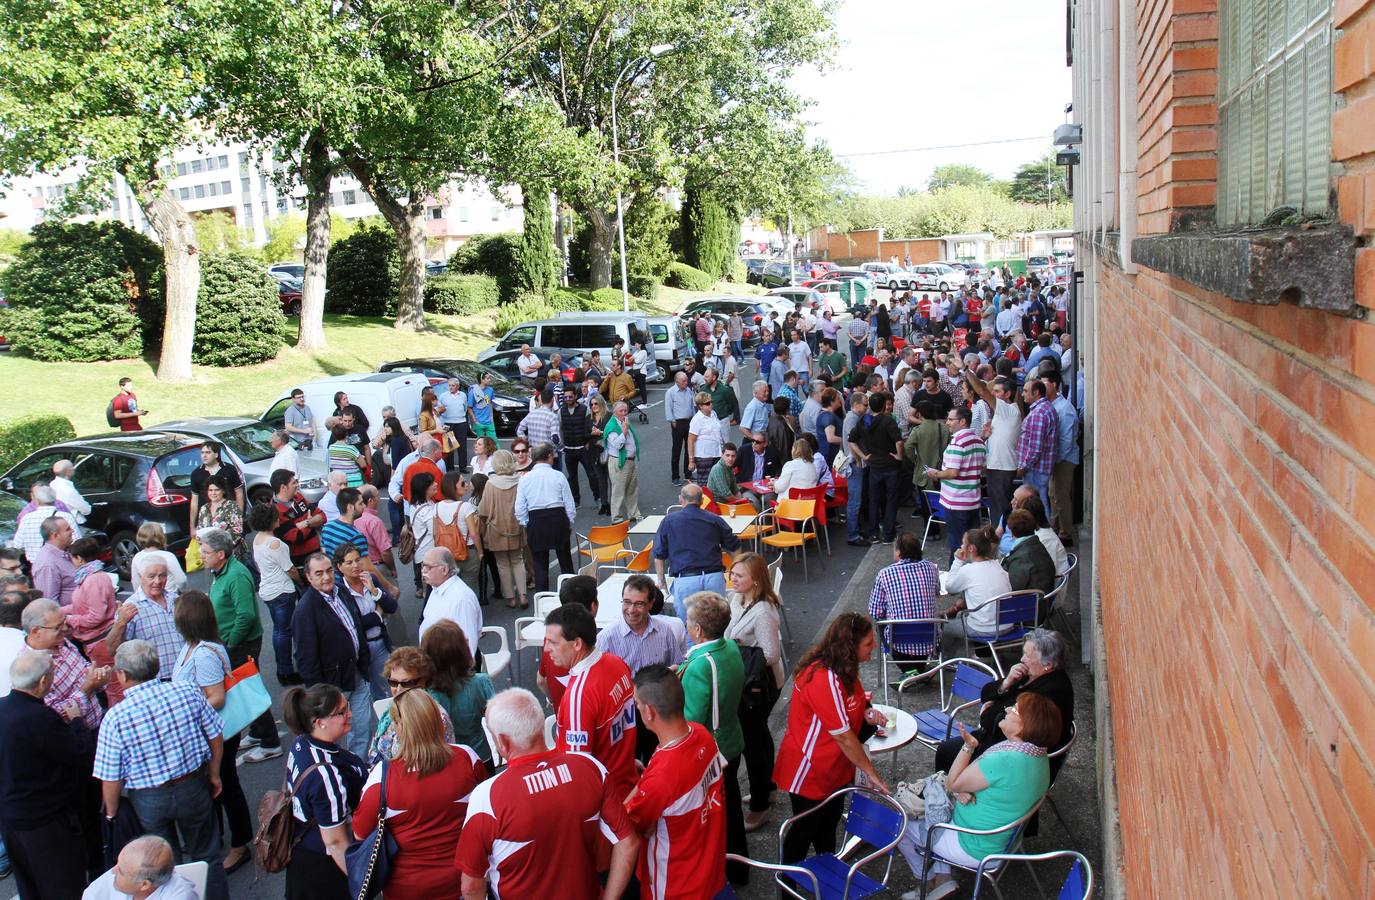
[792,0,1074,194]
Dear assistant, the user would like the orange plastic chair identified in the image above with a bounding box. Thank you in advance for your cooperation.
[723,500,772,549]
[761,498,822,580]
[609,542,653,573]
[577,520,633,569]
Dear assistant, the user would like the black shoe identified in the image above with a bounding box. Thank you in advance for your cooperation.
[847,537,871,547]
[277,673,303,687]
[599,506,612,516]
[879,534,895,544]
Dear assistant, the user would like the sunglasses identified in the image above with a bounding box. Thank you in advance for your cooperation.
[388,677,422,689]
[514,447,529,454]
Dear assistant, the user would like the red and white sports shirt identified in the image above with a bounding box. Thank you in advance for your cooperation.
[773,663,866,800]
[624,722,727,900]
[455,749,635,899]
[556,649,638,799]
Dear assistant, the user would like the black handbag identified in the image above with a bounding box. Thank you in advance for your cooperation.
[345,758,397,900]
[737,643,780,713]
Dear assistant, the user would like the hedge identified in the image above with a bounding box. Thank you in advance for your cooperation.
[424,274,501,315]
[325,223,398,316]
[0,415,76,471]
[453,232,522,300]
[193,252,286,367]
[665,262,715,291]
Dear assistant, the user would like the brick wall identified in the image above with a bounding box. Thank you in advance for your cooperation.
[878,238,942,264]
[1091,0,1375,895]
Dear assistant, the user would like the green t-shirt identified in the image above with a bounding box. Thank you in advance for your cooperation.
[951,743,1049,859]
[819,350,849,387]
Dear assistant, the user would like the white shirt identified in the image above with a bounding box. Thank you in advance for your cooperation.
[1036,527,1070,577]
[986,399,1023,472]
[787,341,812,376]
[418,574,482,653]
[945,557,1014,635]
[271,444,300,476]
[995,307,1021,335]
[50,476,91,523]
[82,868,199,900]
[131,548,188,594]
[11,507,79,562]
[0,626,25,697]
[317,490,341,523]
[517,352,542,377]
[773,458,818,498]
[688,411,724,458]
[633,348,653,376]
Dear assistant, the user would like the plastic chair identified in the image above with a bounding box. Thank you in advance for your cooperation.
[874,617,944,706]
[173,862,208,899]
[1043,553,1079,640]
[478,625,512,681]
[761,498,823,581]
[920,490,947,549]
[917,798,1047,900]
[826,474,848,520]
[776,787,908,900]
[960,590,1044,678]
[482,718,505,767]
[726,502,773,549]
[788,484,832,556]
[900,657,997,750]
[1041,722,1080,845]
[971,850,1094,900]
[372,697,392,720]
[511,593,561,682]
[577,520,633,572]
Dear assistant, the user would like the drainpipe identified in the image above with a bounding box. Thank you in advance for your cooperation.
[1117,0,1138,273]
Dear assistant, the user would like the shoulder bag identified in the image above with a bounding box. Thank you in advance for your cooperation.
[346,758,398,900]
[253,762,322,873]
[396,519,417,565]
[734,603,781,714]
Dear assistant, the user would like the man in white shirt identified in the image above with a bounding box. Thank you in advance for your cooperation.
[995,300,1021,337]
[516,344,543,382]
[49,461,91,524]
[417,547,482,652]
[10,486,79,563]
[514,443,577,593]
[83,834,199,900]
[0,594,26,697]
[315,471,348,522]
[269,429,299,476]
[964,370,1022,530]
[787,329,812,378]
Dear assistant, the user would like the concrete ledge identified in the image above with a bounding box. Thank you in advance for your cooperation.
[1131,223,1359,315]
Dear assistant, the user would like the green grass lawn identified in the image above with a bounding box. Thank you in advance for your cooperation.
[0,280,763,436]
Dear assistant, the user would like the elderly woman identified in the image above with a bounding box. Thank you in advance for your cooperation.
[903,692,1062,900]
[130,522,188,593]
[680,592,749,884]
[368,646,456,766]
[687,392,723,487]
[475,450,526,609]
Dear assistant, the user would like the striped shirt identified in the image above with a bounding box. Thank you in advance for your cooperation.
[327,442,365,487]
[516,405,561,448]
[1016,398,1058,476]
[22,641,102,730]
[93,680,220,788]
[595,616,686,676]
[319,518,369,561]
[940,428,987,511]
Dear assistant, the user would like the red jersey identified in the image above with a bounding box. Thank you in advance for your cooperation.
[556,650,637,799]
[773,664,866,800]
[456,749,635,900]
[538,647,571,708]
[113,392,141,431]
[917,297,931,317]
[624,722,727,900]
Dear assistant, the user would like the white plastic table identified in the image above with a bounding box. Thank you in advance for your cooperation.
[628,513,755,537]
[866,704,919,756]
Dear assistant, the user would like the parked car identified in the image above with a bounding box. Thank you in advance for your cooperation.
[891,264,966,292]
[742,258,769,284]
[261,372,428,451]
[479,313,651,364]
[942,261,988,280]
[676,298,771,347]
[645,316,688,381]
[376,357,533,431]
[426,260,449,276]
[0,432,213,577]
[764,287,821,310]
[478,348,584,386]
[758,261,811,288]
[1027,255,1054,280]
[142,417,329,507]
[268,262,305,280]
[0,488,25,547]
[859,261,901,286]
[277,276,302,316]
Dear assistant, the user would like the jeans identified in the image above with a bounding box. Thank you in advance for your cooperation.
[846,464,868,541]
[732,339,743,358]
[667,571,727,617]
[127,769,228,900]
[346,681,374,760]
[850,342,865,366]
[867,466,899,540]
[985,469,1016,533]
[266,590,298,679]
[445,422,469,473]
[945,506,979,556]
[365,635,390,701]
[387,498,402,542]
[1023,469,1051,516]
[563,447,602,504]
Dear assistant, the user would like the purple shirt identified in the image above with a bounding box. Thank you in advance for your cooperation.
[31,543,77,605]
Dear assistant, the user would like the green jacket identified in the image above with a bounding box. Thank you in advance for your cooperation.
[679,637,745,759]
[210,556,262,647]
[706,379,740,424]
[905,420,951,489]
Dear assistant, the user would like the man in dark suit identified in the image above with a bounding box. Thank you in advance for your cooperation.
[292,552,373,759]
[0,651,94,900]
[733,435,781,486]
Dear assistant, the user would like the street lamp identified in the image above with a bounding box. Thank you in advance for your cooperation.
[611,43,675,312]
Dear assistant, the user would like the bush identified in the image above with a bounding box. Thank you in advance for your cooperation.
[325,223,398,316]
[193,253,286,367]
[453,232,522,300]
[424,274,501,315]
[493,294,560,336]
[0,415,77,471]
[628,274,661,302]
[727,259,748,284]
[665,262,716,291]
[1,221,160,361]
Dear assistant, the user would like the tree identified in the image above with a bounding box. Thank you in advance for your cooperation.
[1009,153,1069,205]
[516,185,560,296]
[193,212,252,256]
[0,0,210,380]
[262,213,308,264]
[681,181,736,279]
[927,164,992,193]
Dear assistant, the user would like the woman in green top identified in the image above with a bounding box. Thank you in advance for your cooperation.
[679,591,749,886]
[421,620,496,766]
[905,692,1060,900]
[369,647,456,767]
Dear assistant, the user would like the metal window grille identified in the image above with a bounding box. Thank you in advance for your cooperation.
[1217,0,1334,224]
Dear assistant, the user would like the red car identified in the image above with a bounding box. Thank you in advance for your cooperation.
[798,260,836,279]
[277,278,302,316]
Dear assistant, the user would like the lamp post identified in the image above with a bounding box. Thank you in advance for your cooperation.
[611,44,674,313]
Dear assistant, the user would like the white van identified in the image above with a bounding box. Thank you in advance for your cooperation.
[478,312,652,363]
[260,372,428,452]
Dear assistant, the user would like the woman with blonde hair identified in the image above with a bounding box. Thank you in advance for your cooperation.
[352,688,487,900]
[772,437,819,499]
[130,521,187,592]
[475,449,526,608]
[725,552,785,831]
[368,646,455,765]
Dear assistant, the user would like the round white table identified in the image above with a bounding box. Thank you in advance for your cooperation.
[866,704,919,756]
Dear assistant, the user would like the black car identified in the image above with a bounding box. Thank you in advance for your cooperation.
[376,357,533,433]
[0,433,206,577]
[758,261,812,288]
[742,258,769,284]
[678,299,771,347]
[475,348,587,383]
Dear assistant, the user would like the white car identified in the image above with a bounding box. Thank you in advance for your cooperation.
[891,264,967,292]
[859,261,900,287]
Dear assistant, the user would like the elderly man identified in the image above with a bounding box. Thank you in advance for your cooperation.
[293,552,373,757]
[315,471,348,523]
[664,370,696,485]
[436,376,470,472]
[417,547,482,654]
[455,688,639,900]
[29,515,78,605]
[516,344,543,383]
[84,834,198,900]
[22,597,109,731]
[269,429,299,476]
[603,401,642,521]
[107,558,183,674]
[355,485,396,574]
[12,485,79,564]
[515,443,576,593]
[388,437,446,517]
[738,380,772,444]
[49,460,92,525]
[0,652,96,900]
[653,484,740,617]
[869,533,941,676]
[95,641,228,900]
[799,379,826,437]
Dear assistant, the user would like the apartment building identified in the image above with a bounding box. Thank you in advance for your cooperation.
[0,140,524,261]
[1067,0,1373,896]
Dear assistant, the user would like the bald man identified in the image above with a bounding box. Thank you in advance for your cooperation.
[83,834,198,900]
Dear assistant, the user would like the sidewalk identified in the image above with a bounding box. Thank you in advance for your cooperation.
[736,530,1101,898]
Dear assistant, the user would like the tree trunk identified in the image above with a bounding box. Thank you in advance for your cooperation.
[393,199,428,332]
[297,132,331,351]
[583,206,614,289]
[136,185,199,382]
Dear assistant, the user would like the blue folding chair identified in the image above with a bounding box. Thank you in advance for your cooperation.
[920,490,946,550]
[776,788,908,900]
[960,590,1044,678]
[971,850,1094,900]
[716,856,820,899]
[902,657,997,750]
[874,617,944,706]
[917,798,1046,899]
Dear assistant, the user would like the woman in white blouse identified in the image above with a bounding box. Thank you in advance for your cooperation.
[773,439,819,499]
[687,392,724,488]
[436,471,481,583]
[249,503,303,686]
[726,552,785,832]
[468,436,497,476]
[943,524,1015,640]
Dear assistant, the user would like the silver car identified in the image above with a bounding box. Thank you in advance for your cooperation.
[143,417,330,505]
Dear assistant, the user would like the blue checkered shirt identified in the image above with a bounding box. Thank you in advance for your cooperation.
[123,590,185,678]
[868,558,940,655]
[93,679,221,788]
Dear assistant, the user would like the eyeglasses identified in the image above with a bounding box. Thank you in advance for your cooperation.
[387,677,422,689]
[621,600,649,610]
[322,706,351,720]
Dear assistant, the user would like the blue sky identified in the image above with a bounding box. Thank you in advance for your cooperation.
[792,0,1075,195]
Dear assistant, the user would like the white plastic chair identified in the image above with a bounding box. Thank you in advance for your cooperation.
[512,593,560,682]
[479,625,511,681]
[544,714,557,747]
[372,697,392,720]
[174,862,208,899]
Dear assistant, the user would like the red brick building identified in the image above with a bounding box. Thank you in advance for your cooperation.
[1069,0,1374,895]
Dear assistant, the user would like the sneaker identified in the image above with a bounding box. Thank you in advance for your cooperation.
[240,745,284,764]
[237,736,262,751]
